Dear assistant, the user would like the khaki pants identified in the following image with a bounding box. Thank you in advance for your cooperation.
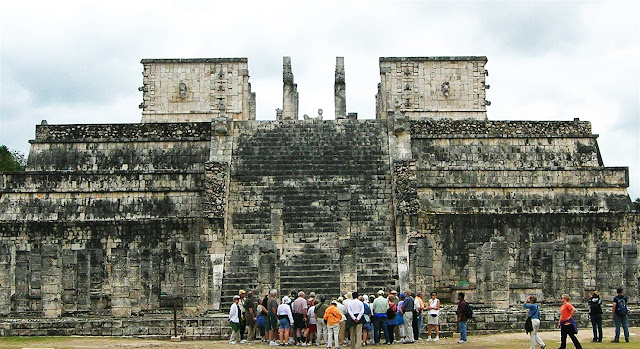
[327,323,340,349]
[339,321,346,344]
[316,320,327,345]
[402,312,414,343]
[247,321,256,340]
[350,323,363,349]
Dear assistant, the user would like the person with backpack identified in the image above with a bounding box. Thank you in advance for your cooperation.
[523,295,546,349]
[612,287,630,343]
[456,292,469,344]
[557,294,582,349]
[588,291,603,342]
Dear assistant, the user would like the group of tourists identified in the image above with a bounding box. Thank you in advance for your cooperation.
[228,288,444,347]
[521,287,631,349]
[229,287,631,347]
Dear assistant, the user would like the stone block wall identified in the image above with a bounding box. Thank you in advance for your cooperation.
[139,58,254,122]
[377,57,489,120]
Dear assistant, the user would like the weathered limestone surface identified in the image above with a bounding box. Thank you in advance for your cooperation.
[0,56,638,330]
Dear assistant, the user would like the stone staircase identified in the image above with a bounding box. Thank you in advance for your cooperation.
[219,120,398,308]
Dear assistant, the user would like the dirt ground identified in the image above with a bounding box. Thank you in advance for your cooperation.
[2,327,639,349]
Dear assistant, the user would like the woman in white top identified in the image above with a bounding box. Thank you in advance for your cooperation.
[426,292,440,342]
[277,296,295,345]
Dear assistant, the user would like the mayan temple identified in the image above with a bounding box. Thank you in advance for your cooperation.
[0,56,638,334]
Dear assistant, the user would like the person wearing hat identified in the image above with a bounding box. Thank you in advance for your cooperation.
[314,297,329,346]
[371,290,390,344]
[229,295,242,344]
[336,296,348,345]
[277,296,295,346]
[324,300,343,349]
[238,289,247,343]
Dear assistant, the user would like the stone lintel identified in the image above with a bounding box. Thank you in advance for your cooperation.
[140,58,248,64]
[380,56,488,62]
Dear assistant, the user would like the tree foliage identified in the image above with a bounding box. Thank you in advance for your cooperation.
[0,145,26,172]
[634,198,640,212]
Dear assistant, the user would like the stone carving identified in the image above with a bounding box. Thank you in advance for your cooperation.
[441,82,450,97]
[179,82,187,98]
[213,115,229,135]
[275,108,283,120]
[303,109,324,121]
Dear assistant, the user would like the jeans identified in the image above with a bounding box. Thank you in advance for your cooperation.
[417,313,424,339]
[590,313,602,341]
[459,321,467,342]
[614,314,629,341]
[371,315,389,343]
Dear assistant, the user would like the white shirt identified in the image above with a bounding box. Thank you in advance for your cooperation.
[277,303,294,324]
[336,303,347,322]
[347,299,365,321]
[428,298,440,316]
[308,305,317,325]
[229,302,240,323]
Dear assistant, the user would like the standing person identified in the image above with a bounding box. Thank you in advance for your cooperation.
[395,293,405,343]
[558,294,582,349]
[277,296,295,346]
[371,290,390,345]
[238,290,247,343]
[306,299,318,346]
[456,292,469,344]
[362,296,372,346]
[612,288,630,343]
[426,292,440,342]
[244,290,257,341]
[523,295,545,349]
[315,297,329,346]
[588,291,603,342]
[229,295,241,344]
[415,292,425,341]
[386,293,398,344]
[257,297,268,342]
[336,296,348,346]
[401,291,415,343]
[267,289,280,347]
[346,291,364,349]
[292,291,309,345]
[324,300,342,349]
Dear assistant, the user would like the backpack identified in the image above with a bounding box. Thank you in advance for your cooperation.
[589,299,602,315]
[463,301,474,319]
[615,296,628,316]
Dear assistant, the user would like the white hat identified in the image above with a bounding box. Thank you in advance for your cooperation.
[282,296,291,304]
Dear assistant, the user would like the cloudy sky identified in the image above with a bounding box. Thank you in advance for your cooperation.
[1,0,639,199]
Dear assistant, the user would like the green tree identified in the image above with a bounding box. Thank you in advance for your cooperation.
[0,145,26,172]
[634,198,640,212]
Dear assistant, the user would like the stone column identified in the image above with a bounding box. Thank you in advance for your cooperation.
[0,243,11,315]
[477,237,509,308]
[41,243,62,318]
[61,249,77,312]
[339,240,357,294]
[623,244,638,298]
[334,57,347,120]
[282,57,298,120]
[110,244,131,317]
[564,235,585,300]
[183,240,200,315]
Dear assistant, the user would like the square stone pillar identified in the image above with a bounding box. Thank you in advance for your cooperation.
[0,243,11,315]
[41,244,62,318]
[110,245,131,317]
[477,237,509,308]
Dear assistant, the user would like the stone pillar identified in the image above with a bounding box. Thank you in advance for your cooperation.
[110,244,131,317]
[334,57,347,120]
[477,237,509,308]
[76,249,90,311]
[14,251,29,311]
[282,57,298,120]
[339,240,357,294]
[61,249,77,312]
[564,235,585,300]
[623,244,638,298]
[41,243,62,318]
[0,243,11,315]
[183,240,200,315]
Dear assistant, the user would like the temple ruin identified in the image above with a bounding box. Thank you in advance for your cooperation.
[0,56,638,322]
